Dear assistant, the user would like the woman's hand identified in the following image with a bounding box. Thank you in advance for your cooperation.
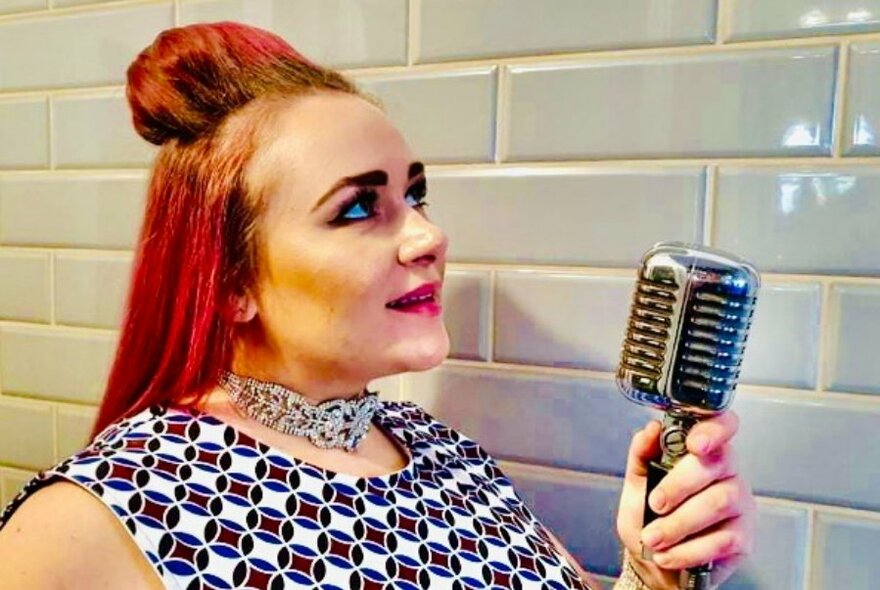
[615,412,756,589]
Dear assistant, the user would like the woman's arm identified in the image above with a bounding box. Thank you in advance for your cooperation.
[0,481,164,589]
[543,527,603,588]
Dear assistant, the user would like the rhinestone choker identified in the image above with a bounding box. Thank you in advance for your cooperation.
[218,371,380,452]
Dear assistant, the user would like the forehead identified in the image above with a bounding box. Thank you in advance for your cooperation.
[257,92,414,207]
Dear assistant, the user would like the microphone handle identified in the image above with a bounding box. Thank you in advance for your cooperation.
[642,412,714,590]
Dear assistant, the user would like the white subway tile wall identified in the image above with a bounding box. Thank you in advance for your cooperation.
[0,98,49,168]
[179,0,408,69]
[0,1,878,587]
[53,93,158,168]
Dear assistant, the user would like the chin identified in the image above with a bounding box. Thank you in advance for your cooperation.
[393,332,450,372]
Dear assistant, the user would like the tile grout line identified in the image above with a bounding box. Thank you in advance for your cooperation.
[814,281,833,393]
[4,157,880,175]
[714,0,729,45]
[500,457,880,521]
[492,65,508,164]
[1,244,878,284]
[399,372,409,404]
[51,403,60,463]
[406,0,418,67]
[702,164,717,246]
[406,0,422,69]
[49,251,56,325]
[441,357,880,404]
[486,269,497,362]
[802,507,817,590]
[47,94,55,170]
[831,41,851,159]
[0,0,168,23]
[336,34,860,74]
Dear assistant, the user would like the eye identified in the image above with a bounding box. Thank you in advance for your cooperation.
[405,178,429,210]
[332,188,379,224]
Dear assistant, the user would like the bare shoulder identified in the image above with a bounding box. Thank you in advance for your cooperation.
[0,480,164,589]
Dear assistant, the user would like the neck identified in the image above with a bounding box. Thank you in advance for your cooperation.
[230,349,369,404]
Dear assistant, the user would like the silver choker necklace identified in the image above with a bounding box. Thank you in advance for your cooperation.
[218,371,380,452]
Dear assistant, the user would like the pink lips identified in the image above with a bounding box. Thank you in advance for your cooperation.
[386,282,442,317]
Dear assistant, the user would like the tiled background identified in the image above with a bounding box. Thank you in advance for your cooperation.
[1,1,879,588]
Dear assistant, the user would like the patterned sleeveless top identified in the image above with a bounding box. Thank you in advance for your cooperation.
[0,401,592,590]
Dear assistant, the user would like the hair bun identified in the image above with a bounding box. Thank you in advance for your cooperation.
[126,22,305,146]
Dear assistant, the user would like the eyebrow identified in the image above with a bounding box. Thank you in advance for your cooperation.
[312,161,425,211]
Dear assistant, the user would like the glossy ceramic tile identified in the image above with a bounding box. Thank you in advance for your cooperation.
[504,47,836,160]
[843,43,880,156]
[54,0,130,6]
[56,405,96,460]
[0,98,49,169]
[0,174,147,249]
[53,94,157,168]
[0,326,116,405]
[54,253,132,329]
[369,374,402,402]
[725,503,808,590]
[494,272,634,371]
[0,398,54,470]
[0,469,35,507]
[443,270,490,361]
[738,282,821,389]
[0,251,51,324]
[416,0,715,63]
[405,366,656,474]
[507,461,809,588]
[0,0,45,15]
[426,167,704,266]
[355,68,496,163]
[727,0,880,41]
[406,365,880,511]
[812,512,880,588]
[826,284,880,395]
[734,388,880,511]
[714,166,880,275]
[0,3,172,91]
[180,0,407,68]
[502,464,624,577]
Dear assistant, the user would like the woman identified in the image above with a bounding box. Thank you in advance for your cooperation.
[0,23,754,589]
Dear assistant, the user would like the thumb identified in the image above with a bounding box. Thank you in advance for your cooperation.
[625,420,662,482]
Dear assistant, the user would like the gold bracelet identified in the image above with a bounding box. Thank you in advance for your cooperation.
[614,552,653,590]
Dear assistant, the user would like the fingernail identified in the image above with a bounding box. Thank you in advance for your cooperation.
[693,434,710,454]
[650,488,667,513]
[641,526,663,549]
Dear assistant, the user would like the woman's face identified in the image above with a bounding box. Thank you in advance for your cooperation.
[234,92,449,397]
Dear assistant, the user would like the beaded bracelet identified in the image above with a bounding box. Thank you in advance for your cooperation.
[614,552,653,590]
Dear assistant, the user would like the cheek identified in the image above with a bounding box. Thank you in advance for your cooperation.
[267,246,383,322]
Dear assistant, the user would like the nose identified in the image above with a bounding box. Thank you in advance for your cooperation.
[398,208,448,266]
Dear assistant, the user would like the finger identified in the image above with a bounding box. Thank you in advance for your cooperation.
[650,517,752,570]
[647,444,738,515]
[625,420,662,481]
[687,411,740,457]
[641,477,749,552]
[707,555,745,587]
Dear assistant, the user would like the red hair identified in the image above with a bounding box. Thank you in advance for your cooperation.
[92,22,364,436]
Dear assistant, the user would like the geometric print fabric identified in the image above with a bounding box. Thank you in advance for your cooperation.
[0,401,592,590]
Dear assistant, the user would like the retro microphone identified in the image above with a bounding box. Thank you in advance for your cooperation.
[616,242,760,590]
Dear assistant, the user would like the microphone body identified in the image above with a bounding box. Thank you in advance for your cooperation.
[617,242,760,590]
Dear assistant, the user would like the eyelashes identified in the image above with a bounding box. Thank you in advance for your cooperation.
[331,179,429,225]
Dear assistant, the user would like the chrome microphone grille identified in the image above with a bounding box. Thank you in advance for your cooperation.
[616,242,760,415]
[619,276,678,402]
[672,282,757,411]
